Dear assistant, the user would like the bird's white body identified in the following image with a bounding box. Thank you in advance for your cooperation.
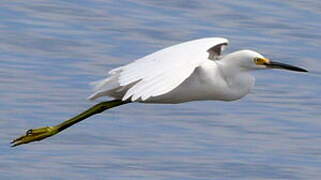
[11,37,307,147]
[88,38,266,103]
[141,59,254,103]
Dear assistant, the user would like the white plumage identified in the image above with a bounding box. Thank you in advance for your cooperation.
[88,37,307,104]
[11,37,308,147]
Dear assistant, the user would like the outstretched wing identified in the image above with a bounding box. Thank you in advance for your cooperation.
[88,37,229,101]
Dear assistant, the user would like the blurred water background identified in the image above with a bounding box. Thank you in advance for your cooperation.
[0,0,321,179]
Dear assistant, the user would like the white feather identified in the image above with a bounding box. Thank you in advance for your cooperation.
[88,37,229,101]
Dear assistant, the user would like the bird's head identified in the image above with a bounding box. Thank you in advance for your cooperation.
[225,50,308,72]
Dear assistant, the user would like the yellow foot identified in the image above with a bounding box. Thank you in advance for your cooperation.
[11,126,59,147]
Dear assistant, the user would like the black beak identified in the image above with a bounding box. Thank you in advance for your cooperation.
[264,61,308,72]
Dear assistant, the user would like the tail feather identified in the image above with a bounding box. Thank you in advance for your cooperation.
[87,90,105,100]
[88,70,122,100]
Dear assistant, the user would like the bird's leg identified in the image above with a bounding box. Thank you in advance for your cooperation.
[11,99,131,147]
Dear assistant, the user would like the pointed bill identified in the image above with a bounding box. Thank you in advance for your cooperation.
[264,61,308,72]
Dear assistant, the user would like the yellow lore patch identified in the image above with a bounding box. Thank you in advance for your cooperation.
[253,57,270,65]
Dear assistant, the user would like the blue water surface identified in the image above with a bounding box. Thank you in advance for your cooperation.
[0,0,321,179]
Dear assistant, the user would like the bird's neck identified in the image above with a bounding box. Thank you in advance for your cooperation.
[217,58,247,79]
[216,61,254,100]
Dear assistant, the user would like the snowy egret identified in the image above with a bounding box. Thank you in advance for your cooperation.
[12,37,307,147]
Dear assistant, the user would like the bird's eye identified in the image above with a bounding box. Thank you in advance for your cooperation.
[253,57,260,63]
[253,57,266,65]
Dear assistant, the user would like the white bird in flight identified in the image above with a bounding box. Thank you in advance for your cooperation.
[12,37,307,147]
